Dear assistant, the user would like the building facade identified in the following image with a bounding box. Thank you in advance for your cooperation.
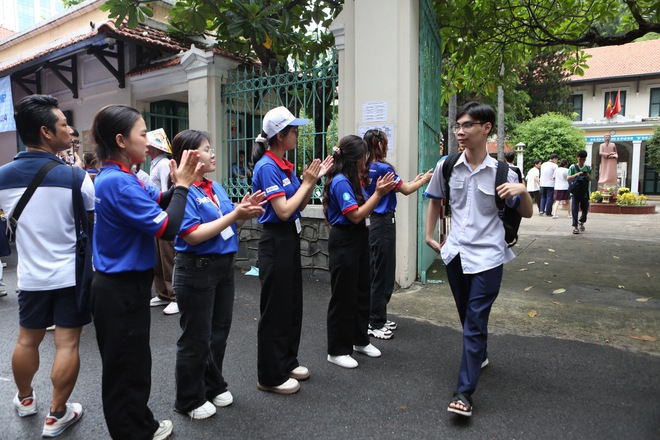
[568,39,660,195]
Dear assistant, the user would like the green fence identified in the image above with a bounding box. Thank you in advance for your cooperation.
[418,0,443,282]
[220,55,339,202]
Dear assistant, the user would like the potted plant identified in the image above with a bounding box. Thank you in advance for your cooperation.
[590,191,603,203]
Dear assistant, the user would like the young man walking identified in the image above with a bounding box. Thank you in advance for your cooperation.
[424,102,532,417]
[539,153,559,216]
[567,150,592,235]
[0,95,95,437]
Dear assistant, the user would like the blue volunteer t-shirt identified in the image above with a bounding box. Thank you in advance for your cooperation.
[93,161,168,273]
[252,151,301,223]
[364,161,403,214]
[175,179,238,255]
[327,173,363,226]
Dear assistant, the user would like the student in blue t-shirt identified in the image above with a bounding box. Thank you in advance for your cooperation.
[90,105,201,440]
[169,130,264,420]
[323,135,396,369]
[251,106,333,395]
[362,129,432,340]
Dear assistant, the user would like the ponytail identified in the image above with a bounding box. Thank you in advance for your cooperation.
[252,131,268,165]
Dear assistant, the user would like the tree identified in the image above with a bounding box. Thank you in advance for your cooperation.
[434,0,660,105]
[511,113,586,172]
[646,125,660,173]
[517,50,573,118]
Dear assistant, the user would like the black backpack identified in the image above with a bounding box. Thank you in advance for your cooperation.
[567,164,589,197]
[442,153,522,247]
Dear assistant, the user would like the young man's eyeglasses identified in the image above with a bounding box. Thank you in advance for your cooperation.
[451,121,485,132]
[71,140,80,146]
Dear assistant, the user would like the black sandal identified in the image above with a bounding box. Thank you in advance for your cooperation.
[447,392,473,417]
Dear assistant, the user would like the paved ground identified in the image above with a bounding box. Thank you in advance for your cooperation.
[0,205,658,439]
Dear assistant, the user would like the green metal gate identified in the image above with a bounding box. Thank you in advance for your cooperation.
[220,55,339,202]
[418,0,442,282]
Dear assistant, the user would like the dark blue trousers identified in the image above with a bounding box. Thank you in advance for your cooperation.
[445,255,503,396]
[540,186,554,215]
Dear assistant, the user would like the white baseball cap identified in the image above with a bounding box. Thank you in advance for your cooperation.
[263,106,309,139]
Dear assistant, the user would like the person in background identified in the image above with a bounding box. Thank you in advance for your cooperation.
[424,102,532,418]
[524,159,541,214]
[0,94,94,437]
[251,106,332,395]
[323,135,396,369]
[83,152,99,181]
[567,150,593,235]
[539,153,559,216]
[363,129,432,340]
[169,130,264,420]
[551,158,570,218]
[90,104,200,440]
[504,152,523,183]
[147,140,178,315]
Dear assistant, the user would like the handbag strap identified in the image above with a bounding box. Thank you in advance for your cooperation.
[72,167,88,239]
[12,160,61,223]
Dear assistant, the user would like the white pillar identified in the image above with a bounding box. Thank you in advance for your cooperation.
[631,140,642,195]
[585,142,594,166]
[516,144,524,175]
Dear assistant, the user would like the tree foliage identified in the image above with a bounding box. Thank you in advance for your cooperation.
[511,113,586,172]
[646,125,660,172]
[434,0,660,105]
[517,50,573,118]
[100,0,342,67]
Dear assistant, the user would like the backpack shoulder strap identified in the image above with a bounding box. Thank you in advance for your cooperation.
[12,160,61,223]
[442,153,461,216]
[495,160,509,211]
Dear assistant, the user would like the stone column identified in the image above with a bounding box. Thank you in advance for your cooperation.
[631,140,642,194]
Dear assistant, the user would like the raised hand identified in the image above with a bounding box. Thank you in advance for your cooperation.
[375,172,397,195]
[241,190,266,206]
[233,201,265,221]
[318,155,334,178]
[170,150,201,188]
[302,158,322,182]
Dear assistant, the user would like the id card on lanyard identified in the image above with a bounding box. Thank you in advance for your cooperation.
[197,186,235,240]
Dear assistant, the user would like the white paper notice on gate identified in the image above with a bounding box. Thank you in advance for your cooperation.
[362,101,388,122]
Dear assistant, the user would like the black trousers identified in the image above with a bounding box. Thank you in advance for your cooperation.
[327,225,371,355]
[174,252,234,413]
[257,222,303,386]
[91,270,159,440]
[368,212,396,328]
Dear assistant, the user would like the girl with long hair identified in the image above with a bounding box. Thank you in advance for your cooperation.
[363,129,432,339]
[323,135,396,369]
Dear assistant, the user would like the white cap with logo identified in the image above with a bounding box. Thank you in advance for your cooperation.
[262,106,310,139]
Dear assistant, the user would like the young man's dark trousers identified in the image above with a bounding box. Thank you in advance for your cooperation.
[571,195,589,227]
[445,254,503,395]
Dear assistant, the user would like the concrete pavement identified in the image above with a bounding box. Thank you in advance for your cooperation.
[0,206,658,439]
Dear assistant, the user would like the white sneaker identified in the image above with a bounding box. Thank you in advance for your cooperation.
[150,297,169,307]
[187,401,216,419]
[289,365,310,381]
[46,325,56,331]
[41,402,83,437]
[327,354,358,369]
[13,391,37,417]
[163,302,179,315]
[353,344,381,358]
[384,320,397,330]
[257,377,300,394]
[212,391,233,407]
[368,325,393,340]
[153,420,173,440]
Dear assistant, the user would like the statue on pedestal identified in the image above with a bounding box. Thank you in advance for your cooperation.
[598,133,618,190]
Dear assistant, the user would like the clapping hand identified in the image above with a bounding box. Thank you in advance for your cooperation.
[170,150,202,188]
[375,172,397,195]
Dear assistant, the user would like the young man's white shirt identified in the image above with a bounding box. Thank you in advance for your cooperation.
[540,161,557,187]
[525,167,540,192]
[425,153,519,274]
